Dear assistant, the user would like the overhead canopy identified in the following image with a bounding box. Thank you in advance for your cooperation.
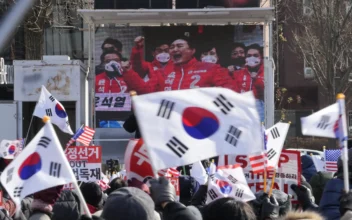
[78,8,275,26]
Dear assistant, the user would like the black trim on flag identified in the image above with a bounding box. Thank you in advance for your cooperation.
[208,189,218,200]
[38,136,51,148]
[317,115,330,130]
[49,162,61,177]
[270,127,280,139]
[267,148,277,160]
[6,167,14,183]
[157,99,175,119]
[49,96,55,102]
[213,94,234,115]
[225,126,242,147]
[166,137,188,158]
[46,108,53,116]
[235,189,244,198]
[13,187,23,198]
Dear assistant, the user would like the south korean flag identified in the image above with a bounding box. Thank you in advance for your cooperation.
[0,122,76,206]
[132,88,262,170]
[33,85,73,135]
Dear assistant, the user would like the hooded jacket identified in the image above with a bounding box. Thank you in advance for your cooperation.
[301,155,317,182]
[52,190,81,220]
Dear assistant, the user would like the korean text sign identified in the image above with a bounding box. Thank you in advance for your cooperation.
[65,146,102,182]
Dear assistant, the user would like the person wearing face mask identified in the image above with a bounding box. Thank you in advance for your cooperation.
[96,38,123,75]
[232,44,264,121]
[122,36,238,94]
[95,50,129,94]
[130,36,173,81]
[228,42,246,73]
[200,47,219,64]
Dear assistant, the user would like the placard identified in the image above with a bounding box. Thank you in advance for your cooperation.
[65,146,102,182]
[219,150,301,202]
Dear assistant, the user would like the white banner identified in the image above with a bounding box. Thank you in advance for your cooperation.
[95,93,131,111]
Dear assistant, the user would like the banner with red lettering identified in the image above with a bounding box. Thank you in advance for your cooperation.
[219,150,301,203]
[65,146,102,182]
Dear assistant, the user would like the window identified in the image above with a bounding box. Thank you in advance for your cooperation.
[348,111,352,135]
[303,0,313,16]
[304,59,314,79]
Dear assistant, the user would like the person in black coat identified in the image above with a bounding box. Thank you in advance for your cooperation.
[123,114,141,138]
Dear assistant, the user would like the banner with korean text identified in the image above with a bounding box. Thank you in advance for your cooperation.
[65,146,102,182]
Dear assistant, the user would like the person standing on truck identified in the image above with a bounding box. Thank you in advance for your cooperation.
[95,50,129,94]
[232,43,264,121]
[122,36,238,94]
[130,36,173,81]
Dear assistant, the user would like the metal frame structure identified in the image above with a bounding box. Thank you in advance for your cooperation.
[78,7,275,128]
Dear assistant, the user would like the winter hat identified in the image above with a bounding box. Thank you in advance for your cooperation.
[101,187,157,220]
[179,176,200,206]
[80,182,103,208]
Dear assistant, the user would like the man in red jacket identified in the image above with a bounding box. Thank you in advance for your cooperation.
[232,43,264,121]
[130,36,174,81]
[95,50,129,94]
[123,37,238,94]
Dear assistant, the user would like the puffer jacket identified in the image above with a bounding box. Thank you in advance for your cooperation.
[0,210,12,220]
[52,190,81,220]
[309,171,334,205]
[319,178,346,220]
[301,155,317,182]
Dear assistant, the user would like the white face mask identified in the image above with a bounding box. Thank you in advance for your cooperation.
[156,53,170,63]
[201,55,218,64]
[245,56,261,67]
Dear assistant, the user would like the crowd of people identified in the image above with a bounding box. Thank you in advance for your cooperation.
[1,149,352,220]
[94,35,265,122]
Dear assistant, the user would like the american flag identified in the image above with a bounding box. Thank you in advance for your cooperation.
[158,167,180,177]
[325,149,341,172]
[66,126,95,147]
[249,153,266,174]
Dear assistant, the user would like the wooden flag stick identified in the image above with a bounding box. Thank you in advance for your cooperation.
[268,169,276,196]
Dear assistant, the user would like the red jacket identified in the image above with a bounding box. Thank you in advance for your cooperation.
[124,58,238,94]
[95,72,129,93]
[233,64,264,100]
[130,46,174,79]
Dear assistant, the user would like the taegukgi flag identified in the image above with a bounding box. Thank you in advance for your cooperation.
[206,167,255,203]
[132,88,262,170]
[301,103,339,138]
[0,122,76,206]
[0,139,23,159]
[33,85,73,134]
[266,122,290,169]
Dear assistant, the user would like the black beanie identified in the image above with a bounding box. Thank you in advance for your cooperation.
[80,182,103,208]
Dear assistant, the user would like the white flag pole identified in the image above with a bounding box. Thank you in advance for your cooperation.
[337,93,349,192]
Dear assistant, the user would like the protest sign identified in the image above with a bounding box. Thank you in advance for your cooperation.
[219,150,301,202]
[65,146,102,182]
